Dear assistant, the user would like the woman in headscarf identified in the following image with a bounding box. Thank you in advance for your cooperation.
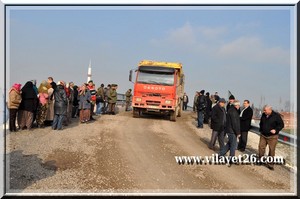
[36,80,49,128]
[8,83,22,132]
[45,83,55,125]
[31,79,39,127]
[18,81,38,130]
[52,81,68,130]
[72,85,79,118]
[78,84,91,123]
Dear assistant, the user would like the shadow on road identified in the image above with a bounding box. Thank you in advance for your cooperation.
[7,150,57,192]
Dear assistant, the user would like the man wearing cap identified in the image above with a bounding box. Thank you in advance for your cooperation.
[208,98,226,151]
[96,83,105,115]
[219,100,241,167]
[214,92,220,102]
[87,80,96,120]
[103,84,111,114]
[108,84,118,115]
[196,90,206,128]
[226,95,235,112]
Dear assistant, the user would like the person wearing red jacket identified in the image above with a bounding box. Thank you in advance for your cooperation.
[87,80,96,120]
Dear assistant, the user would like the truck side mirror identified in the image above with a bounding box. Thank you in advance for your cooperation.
[129,70,133,82]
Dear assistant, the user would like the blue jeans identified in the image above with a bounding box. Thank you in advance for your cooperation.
[197,110,204,127]
[219,133,237,162]
[52,114,65,130]
[96,103,102,115]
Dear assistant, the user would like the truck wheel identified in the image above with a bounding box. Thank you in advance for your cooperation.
[170,110,176,121]
[133,108,140,118]
[178,101,182,117]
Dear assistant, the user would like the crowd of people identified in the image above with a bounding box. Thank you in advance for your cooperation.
[8,81,284,170]
[189,90,284,170]
[7,77,125,132]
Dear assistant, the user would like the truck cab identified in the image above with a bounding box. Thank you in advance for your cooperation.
[129,60,184,121]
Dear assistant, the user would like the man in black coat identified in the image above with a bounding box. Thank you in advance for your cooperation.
[197,90,206,128]
[208,98,226,151]
[226,94,235,112]
[258,105,284,170]
[238,100,253,152]
[204,92,212,124]
[219,100,241,167]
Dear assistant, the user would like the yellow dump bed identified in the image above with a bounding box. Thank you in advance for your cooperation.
[138,60,182,71]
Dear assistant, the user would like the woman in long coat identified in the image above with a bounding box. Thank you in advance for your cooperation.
[45,84,55,124]
[8,83,22,132]
[18,81,38,130]
[78,84,91,123]
[52,81,67,130]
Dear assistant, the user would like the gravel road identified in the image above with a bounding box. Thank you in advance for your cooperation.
[5,108,295,195]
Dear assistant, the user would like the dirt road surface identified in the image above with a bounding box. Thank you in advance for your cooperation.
[6,109,295,195]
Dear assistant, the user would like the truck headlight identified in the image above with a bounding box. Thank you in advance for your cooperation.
[135,97,142,102]
[165,100,172,104]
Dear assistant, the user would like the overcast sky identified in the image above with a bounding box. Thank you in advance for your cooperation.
[6,6,295,110]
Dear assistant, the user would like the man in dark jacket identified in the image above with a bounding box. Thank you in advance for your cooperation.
[226,94,235,112]
[208,98,226,151]
[258,105,284,170]
[204,92,212,124]
[52,81,68,130]
[219,100,241,166]
[197,90,206,128]
[238,100,253,152]
[214,92,220,102]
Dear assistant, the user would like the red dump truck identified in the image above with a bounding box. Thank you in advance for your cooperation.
[129,60,185,121]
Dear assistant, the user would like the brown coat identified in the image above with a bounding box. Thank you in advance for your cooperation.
[46,88,55,121]
[8,88,22,109]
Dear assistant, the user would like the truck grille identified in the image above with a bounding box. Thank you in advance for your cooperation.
[146,100,161,106]
[147,93,161,97]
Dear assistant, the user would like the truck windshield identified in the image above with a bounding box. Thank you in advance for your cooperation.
[137,71,174,86]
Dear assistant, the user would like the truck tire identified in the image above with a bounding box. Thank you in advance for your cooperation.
[133,108,141,118]
[178,100,182,117]
[170,108,177,122]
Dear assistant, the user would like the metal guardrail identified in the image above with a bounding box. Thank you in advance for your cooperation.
[187,105,296,147]
[250,123,296,148]
[116,93,126,106]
